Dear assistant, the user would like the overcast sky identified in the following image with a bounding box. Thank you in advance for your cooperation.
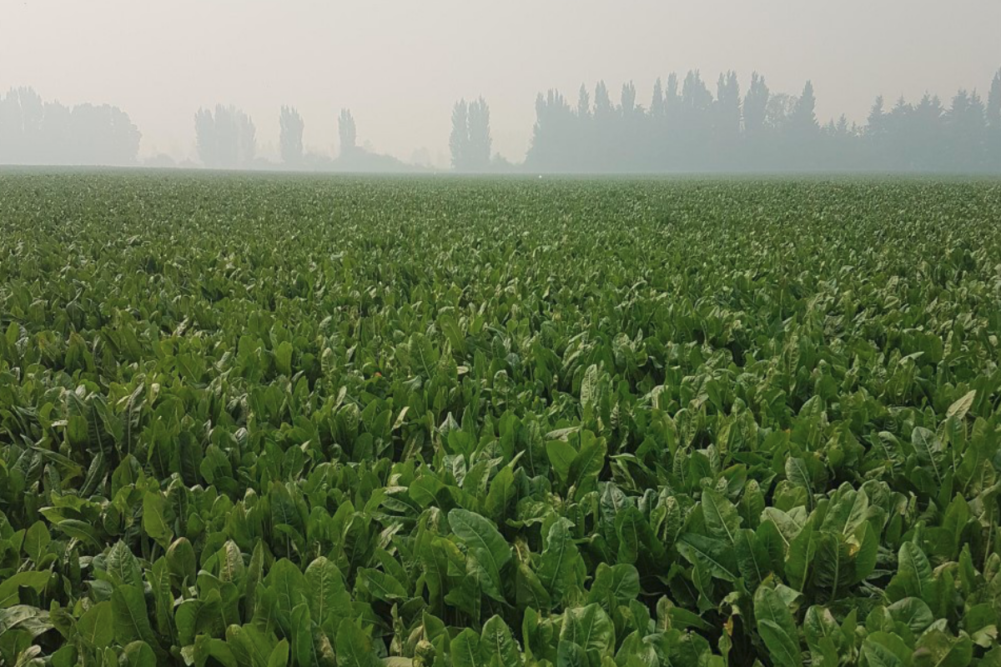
[2,0,999,164]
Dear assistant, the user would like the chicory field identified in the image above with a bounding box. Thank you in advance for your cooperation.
[1,172,1000,667]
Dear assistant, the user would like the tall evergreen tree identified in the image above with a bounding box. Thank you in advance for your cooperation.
[679,71,713,166]
[650,78,665,119]
[665,73,681,158]
[620,82,638,116]
[867,96,886,138]
[714,71,741,154]
[988,69,1001,130]
[194,108,218,168]
[744,73,769,138]
[338,109,357,158]
[449,100,469,171]
[527,90,573,171]
[279,106,304,167]
[911,94,946,170]
[666,74,681,108]
[576,85,591,119]
[467,97,492,171]
[988,69,1001,169]
[947,90,987,169]
[790,81,819,135]
[594,82,614,121]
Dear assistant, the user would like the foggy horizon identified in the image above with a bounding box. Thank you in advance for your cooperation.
[2,0,1000,165]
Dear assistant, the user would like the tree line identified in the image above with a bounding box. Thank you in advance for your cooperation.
[517,69,1001,172]
[0,87,141,166]
[3,70,1001,172]
[193,104,416,171]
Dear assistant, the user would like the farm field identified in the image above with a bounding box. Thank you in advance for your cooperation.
[1,172,1000,667]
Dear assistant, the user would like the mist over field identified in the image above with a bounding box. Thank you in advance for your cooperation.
[1,0,1000,172]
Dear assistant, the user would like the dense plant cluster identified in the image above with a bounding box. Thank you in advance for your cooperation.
[1,173,1000,667]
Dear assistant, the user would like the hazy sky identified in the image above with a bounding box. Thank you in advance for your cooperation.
[2,0,999,164]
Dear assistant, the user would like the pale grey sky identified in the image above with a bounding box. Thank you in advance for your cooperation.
[2,0,999,163]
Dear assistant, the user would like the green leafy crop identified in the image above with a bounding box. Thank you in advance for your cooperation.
[0,173,999,667]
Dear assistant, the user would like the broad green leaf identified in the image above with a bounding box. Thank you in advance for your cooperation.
[889,542,935,604]
[23,521,51,562]
[0,571,50,608]
[451,628,482,667]
[0,605,49,638]
[77,601,113,649]
[813,531,849,598]
[227,624,276,667]
[167,537,197,585]
[357,567,407,602]
[786,517,818,592]
[946,390,976,420]
[754,585,802,667]
[735,528,769,590]
[560,603,615,656]
[587,563,640,609]
[547,440,577,485]
[448,508,512,600]
[121,640,157,667]
[539,518,579,602]
[862,632,913,667]
[481,615,520,666]
[335,619,381,667]
[305,556,350,626]
[887,598,934,635]
[803,606,841,667]
[914,630,973,667]
[557,639,588,667]
[111,585,158,651]
[193,635,239,667]
[567,432,606,497]
[677,533,737,582]
[268,639,290,667]
[702,488,742,544]
[143,490,172,544]
[264,558,306,634]
[106,540,143,588]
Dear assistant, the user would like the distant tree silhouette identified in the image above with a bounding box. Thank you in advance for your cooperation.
[450,97,492,171]
[467,98,492,170]
[0,87,140,165]
[576,85,591,119]
[620,82,637,116]
[526,90,572,171]
[279,106,304,167]
[946,90,988,171]
[790,81,818,133]
[785,81,820,166]
[338,109,357,158]
[988,69,1001,169]
[911,95,947,170]
[449,100,468,170]
[679,71,713,169]
[714,72,741,164]
[990,70,1001,129]
[650,78,665,120]
[194,105,255,169]
[744,73,769,138]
